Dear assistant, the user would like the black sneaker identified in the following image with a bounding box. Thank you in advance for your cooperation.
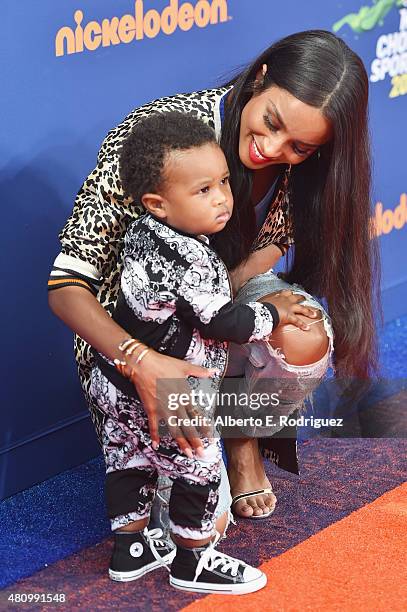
[109,528,176,582]
[169,539,267,595]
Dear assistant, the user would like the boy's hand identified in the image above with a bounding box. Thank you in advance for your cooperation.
[258,289,319,331]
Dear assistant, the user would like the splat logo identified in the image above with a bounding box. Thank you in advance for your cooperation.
[55,0,229,57]
[333,0,407,98]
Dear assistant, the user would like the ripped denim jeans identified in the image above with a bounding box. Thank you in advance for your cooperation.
[218,270,334,468]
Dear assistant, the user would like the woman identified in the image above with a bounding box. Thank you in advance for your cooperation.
[48,30,380,523]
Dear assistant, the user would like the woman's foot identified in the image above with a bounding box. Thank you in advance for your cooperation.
[225,437,277,518]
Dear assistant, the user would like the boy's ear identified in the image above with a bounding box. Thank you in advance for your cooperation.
[141,193,167,218]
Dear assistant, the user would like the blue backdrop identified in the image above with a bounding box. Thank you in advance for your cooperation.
[1,0,406,499]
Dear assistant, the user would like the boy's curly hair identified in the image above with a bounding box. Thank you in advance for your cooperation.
[119,111,217,205]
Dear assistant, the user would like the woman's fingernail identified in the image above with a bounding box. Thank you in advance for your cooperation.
[184,448,193,459]
[152,441,158,450]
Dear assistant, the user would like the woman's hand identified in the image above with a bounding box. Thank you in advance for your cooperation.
[259,289,319,331]
[49,286,216,457]
[122,349,219,458]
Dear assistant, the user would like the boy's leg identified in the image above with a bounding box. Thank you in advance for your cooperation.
[105,448,177,583]
[109,527,176,582]
[149,457,232,538]
[89,366,175,581]
[154,439,267,595]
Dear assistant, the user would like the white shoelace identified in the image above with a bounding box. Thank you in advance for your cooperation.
[193,533,241,583]
[143,528,173,573]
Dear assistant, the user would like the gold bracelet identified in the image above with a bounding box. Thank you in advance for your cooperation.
[123,340,141,355]
[118,337,145,357]
[127,348,150,382]
[118,338,137,352]
[135,347,150,365]
[115,338,150,378]
[125,341,144,356]
[114,359,127,377]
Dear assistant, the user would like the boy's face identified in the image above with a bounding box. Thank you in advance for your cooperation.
[147,143,233,235]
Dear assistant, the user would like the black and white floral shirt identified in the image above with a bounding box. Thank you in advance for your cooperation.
[95,214,279,398]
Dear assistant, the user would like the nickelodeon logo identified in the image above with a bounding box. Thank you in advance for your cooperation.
[370,193,407,236]
[55,0,229,57]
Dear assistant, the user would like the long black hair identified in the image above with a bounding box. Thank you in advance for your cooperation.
[213,30,381,378]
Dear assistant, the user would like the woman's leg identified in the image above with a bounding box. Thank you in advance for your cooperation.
[227,317,330,517]
[224,273,334,518]
[224,437,277,517]
[269,313,329,366]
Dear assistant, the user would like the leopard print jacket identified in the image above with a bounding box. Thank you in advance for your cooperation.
[48,87,293,385]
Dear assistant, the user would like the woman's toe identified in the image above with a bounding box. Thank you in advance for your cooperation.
[255,498,267,512]
[247,497,264,516]
[234,500,253,518]
[265,493,277,510]
[258,502,271,515]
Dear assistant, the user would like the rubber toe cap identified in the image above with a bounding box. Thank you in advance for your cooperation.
[242,565,266,582]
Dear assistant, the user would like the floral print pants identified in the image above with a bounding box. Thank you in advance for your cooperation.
[90,366,221,540]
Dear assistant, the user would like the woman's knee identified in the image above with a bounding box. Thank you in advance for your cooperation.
[270,315,330,366]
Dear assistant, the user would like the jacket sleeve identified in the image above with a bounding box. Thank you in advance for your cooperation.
[48,156,139,295]
[176,251,279,344]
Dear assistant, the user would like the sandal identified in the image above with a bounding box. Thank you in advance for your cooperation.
[231,488,277,520]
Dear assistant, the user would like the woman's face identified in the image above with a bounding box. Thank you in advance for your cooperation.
[238,84,332,170]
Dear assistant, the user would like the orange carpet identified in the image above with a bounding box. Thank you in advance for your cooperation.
[182,482,407,612]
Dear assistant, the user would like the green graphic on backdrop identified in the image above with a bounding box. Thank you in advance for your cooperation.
[333,0,404,33]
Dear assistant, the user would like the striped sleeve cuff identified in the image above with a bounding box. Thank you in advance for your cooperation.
[48,253,102,295]
[47,277,96,294]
